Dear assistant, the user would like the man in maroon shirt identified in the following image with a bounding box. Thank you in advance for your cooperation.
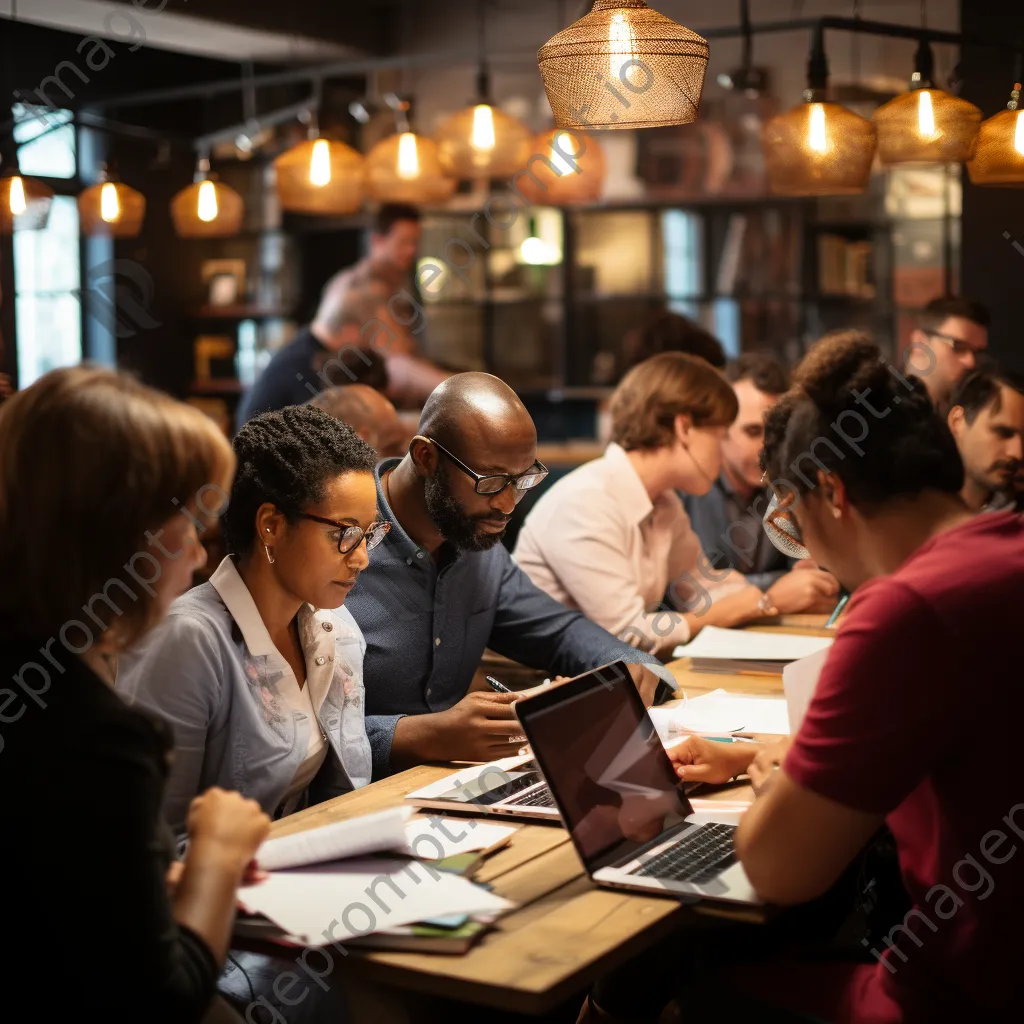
[666,331,1024,1023]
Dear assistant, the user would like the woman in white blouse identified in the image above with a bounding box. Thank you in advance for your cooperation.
[118,405,388,833]
[515,353,836,656]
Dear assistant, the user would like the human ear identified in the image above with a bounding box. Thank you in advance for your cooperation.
[673,413,693,446]
[255,503,287,543]
[409,435,439,478]
[947,405,966,439]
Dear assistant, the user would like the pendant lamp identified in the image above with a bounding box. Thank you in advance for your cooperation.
[171,156,244,239]
[967,61,1024,186]
[761,27,876,196]
[275,136,365,214]
[366,132,456,205]
[78,165,146,238]
[872,39,981,165]
[538,0,709,130]
[0,151,53,234]
[514,128,607,205]
[435,1,532,178]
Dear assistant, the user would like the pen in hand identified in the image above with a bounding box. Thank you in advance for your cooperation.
[826,592,850,627]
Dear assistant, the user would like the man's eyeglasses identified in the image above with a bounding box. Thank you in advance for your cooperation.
[423,437,549,502]
[292,512,391,554]
[924,330,979,359]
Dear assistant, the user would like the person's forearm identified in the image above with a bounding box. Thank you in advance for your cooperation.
[684,585,764,637]
[172,842,248,963]
[390,713,442,769]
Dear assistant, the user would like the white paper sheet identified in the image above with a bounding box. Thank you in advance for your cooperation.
[256,806,413,871]
[649,689,792,738]
[782,646,830,734]
[672,626,834,662]
[402,817,516,859]
[238,857,513,945]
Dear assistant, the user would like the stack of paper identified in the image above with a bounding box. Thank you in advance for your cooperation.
[649,689,792,739]
[673,626,833,675]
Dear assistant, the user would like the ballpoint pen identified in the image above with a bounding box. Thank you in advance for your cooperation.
[826,592,851,627]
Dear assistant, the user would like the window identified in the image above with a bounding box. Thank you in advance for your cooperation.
[11,106,81,387]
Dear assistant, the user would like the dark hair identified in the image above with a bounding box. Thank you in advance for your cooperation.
[727,351,790,395]
[762,331,963,504]
[611,352,738,451]
[0,366,233,644]
[918,295,990,331]
[224,405,377,556]
[950,367,1024,425]
[623,311,727,371]
[374,203,420,235]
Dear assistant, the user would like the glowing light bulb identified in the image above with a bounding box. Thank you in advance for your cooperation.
[1014,110,1024,156]
[471,104,496,152]
[917,90,936,138]
[100,181,120,223]
[550,132,577,176]
[808,103,828,153]
[608,12,637,85]
[197,180,218,222]
[9,175,27,216]
[397,133,420,180]
[309,139,332,187]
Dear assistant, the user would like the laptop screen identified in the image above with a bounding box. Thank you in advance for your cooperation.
[517,662,692,871]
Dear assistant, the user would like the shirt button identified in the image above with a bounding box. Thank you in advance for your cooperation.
[322,621,333,632]
[416,551,425,560]
[315,656,326,666]
[434,637,441,647]
[426,688,432,697]
[406,557,413,566]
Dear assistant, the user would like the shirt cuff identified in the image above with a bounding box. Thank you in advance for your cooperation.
[365,713,406,780]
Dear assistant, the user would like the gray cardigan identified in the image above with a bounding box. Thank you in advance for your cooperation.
[117,558,372,834]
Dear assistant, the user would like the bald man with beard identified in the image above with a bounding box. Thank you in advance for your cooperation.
[344,372,676,779]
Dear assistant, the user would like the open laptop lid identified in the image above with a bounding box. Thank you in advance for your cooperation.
[516,661,694,874]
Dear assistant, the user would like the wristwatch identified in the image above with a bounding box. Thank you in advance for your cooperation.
[757,592,777,616]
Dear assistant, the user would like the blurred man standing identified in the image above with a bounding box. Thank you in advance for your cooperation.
[906,296,990,412]
[947,368,1024,512]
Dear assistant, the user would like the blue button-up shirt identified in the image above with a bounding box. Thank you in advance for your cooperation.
[346,460,676,777]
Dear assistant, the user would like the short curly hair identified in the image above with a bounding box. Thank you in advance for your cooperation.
[224,404,378,556]
[762,330,963,504]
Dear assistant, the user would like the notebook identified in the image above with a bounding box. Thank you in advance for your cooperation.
[673,626,833,675]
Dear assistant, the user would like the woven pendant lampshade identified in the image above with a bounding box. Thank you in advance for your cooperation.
[171,159,244,239]
[761,27,876,196]
[538,0,709,130]
[435,103,533,179]
[274,137,365,214]
[365,132,456,204]
[78,169,146,237]
[0,171,53,234]
[514,128,606,205]
[872,41,980,166]
[966,75,1024,186]
[762,100,876,195]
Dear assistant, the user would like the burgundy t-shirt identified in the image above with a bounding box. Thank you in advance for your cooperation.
[785,512,1024,1023]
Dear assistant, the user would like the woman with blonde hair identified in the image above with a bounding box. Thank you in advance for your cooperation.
[0,367,270,1023]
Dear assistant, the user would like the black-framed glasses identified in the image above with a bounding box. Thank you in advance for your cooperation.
[292,513,391,554]
[924,330,979,359]
[424,437,549,501]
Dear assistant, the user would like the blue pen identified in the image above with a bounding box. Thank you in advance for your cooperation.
[826,592,851,627]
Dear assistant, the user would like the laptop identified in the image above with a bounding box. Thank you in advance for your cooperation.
[515,661,761,905]
[405,753,562,821]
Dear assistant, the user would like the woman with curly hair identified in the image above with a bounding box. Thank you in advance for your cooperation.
[118,404,387,834]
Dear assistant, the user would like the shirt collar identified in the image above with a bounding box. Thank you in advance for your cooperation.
[209,556,332,661]
[375,458,432,563]
[604,443,655,525]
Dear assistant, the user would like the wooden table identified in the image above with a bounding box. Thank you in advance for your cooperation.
[252,624,826,1018]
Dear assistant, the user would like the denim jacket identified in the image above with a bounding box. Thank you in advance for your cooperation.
[117,557,372,834]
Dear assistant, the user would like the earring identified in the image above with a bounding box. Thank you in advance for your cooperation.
[264,544,275,564]
[832,507,842,519]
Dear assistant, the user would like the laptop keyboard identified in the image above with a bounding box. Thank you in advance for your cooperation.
[505,785,556,808]
[629,823,737,884]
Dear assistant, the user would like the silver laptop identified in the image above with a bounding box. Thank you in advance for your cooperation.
[405,753,562,821]
[515,661,761,905]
